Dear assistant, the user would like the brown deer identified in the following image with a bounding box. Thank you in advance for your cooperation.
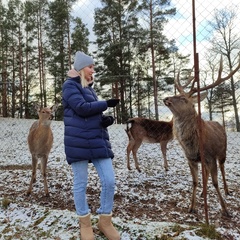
[27,104,58,197]
[125,117,173,172]
[163,56,240,217]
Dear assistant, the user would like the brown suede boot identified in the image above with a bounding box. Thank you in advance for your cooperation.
[97,213,120,240]
[79,213,94,240]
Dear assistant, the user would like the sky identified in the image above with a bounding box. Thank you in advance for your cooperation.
[72,0,240,64]
[3,0,239,59]
[72,0,102,44]
[165,0,240,60]
[2,0,239,74]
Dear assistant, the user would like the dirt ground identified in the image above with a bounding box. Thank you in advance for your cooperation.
[1,162,239,240]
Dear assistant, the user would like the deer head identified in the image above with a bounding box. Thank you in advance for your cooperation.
[164,54,240,117]
[35,104,59,121]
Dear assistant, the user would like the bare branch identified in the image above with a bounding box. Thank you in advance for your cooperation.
[196,54,240,93]
[175,54,240,96]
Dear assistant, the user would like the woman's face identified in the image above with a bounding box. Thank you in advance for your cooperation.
[83,65,95,81]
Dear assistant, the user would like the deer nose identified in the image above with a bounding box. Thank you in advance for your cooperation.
[49,114,54,120]
[163,97,171,106]
[163,97,168,103]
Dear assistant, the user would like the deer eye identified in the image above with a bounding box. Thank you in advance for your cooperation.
[180,96,186,101]
[180,96,188,103]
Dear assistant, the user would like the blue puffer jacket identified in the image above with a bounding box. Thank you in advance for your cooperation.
[62,76,114,164]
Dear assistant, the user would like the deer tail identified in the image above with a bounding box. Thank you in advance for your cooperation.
[125,119,134,140]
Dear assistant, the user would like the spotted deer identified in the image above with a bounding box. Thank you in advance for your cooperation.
[125,117,173,172]
[163,56,240,217]
[27,104,58,196]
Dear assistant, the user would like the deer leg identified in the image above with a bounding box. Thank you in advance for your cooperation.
[27,155,38,196]
[132,140,142,172]
[218,160,230,195]
[210,160,230,217]
[160,140,169,171]
[201,167,209,197]
[188,161,198,214]
[41,156,49,197]
[126,140,135,171]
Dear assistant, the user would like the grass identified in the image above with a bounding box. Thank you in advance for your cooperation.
[196,223,223,240]
[1,197,11,209]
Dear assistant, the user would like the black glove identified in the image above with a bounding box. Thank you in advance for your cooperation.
[106,99,120,107]
[101,115,115,128]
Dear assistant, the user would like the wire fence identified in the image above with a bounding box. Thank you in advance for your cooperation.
[1,0,239,130]
[0,0,239,140]
[0,1,240,236]
[1,1,239,120]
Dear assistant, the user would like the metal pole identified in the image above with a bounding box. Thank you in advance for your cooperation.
[192,0,209,225]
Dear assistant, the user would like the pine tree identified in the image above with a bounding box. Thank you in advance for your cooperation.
[137,0,176,120]
[94,0,143,122]
[22,0,39,118]
[47,0,77,104]
[71,17,90,55]
[4,0,25,117]
[0,0,8,117]
[211,83,232,129]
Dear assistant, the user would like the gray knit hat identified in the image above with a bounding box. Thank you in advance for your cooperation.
[73,51,94,71]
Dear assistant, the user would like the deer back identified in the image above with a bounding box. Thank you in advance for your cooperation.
[126,117,173,143]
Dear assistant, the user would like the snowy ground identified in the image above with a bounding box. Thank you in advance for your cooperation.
[0,117,239,239]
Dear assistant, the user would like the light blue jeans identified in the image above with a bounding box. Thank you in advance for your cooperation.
[71,158,116,216]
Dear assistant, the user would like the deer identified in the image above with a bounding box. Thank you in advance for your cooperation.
[26,104,58,197]
[163,55,240,217]
[125,117,173,172]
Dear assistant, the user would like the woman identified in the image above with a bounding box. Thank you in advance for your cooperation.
[62,51,120,240]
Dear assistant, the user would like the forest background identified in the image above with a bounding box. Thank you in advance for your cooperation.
[1,1,240,238]
[0,0,240,131]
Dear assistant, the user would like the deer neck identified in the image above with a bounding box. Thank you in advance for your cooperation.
[38,120,51,127]
[173,112,200,161]
[173,108,197,125]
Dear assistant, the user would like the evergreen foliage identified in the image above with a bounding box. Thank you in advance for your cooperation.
[0,0,190,122]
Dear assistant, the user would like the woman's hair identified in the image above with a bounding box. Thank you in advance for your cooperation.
[79,69,89,88]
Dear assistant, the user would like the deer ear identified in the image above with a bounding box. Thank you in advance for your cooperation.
[51,103,59,112]
[191,91,207,103]
[200,91,208,101]
[34,104,41,112]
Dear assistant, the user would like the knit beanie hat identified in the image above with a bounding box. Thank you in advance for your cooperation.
[73,51,94,71]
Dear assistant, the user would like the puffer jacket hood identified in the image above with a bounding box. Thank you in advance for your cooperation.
[67,69,94,85]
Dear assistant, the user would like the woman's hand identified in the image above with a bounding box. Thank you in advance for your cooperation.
[106,99,120,107]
